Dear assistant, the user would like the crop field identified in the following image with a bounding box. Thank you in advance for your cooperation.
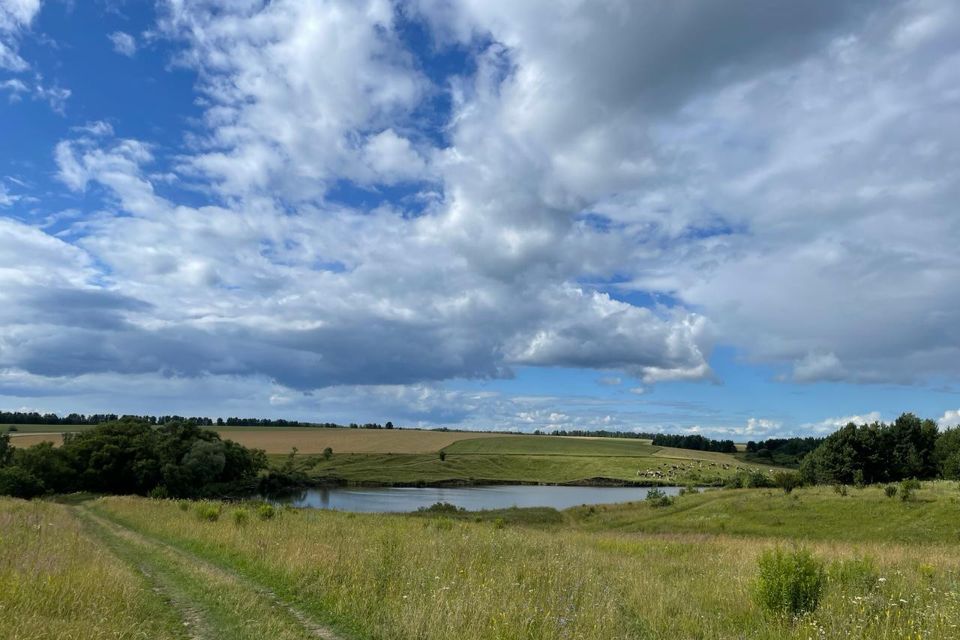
[3,425,504,454]
[7,485,960,640]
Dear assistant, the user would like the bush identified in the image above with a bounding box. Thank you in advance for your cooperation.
[439,450,447,462]
[773,471,802,494]
[257,503,276,520]
[232,508,250,526]
[678,484,699,496]
[0,466,45,498]
[418,501,464,514]
[899,479,918,501]
[322,447,333,461]
[646,488,674,508]
[148,485,170,500]
[194,502,222,522]
[493,518,506,530]
[754,548,826,617]
[884,484,898,499]
[832,484,848,496]
[829,556,879,593]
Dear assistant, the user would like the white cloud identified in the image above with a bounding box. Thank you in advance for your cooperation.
[938,409,960,429]
[803,411,883,434]
[108,31,136,57]
[0,0,40,71]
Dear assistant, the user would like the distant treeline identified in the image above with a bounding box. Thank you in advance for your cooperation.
[743,437,824,467]
[534,429,656,439]
[650,434,737,453]
[0,410,395,430]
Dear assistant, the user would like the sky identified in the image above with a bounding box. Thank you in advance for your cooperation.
[1,0,960,438]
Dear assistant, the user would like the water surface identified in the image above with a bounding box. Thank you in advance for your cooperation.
[272,485,687,513]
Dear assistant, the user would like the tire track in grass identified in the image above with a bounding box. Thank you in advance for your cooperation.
[76,509,215,640]
[78,506,345,640]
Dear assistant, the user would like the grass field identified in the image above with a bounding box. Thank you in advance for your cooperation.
[6,426,775,486]
[8,485,959,640]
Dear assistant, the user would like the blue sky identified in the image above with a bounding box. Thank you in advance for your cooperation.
[2,0,960,437]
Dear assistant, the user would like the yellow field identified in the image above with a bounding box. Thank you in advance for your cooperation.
[8,427,503,454]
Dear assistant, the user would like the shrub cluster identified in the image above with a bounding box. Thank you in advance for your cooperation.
[0,420,266,499]
[754,548,826,617]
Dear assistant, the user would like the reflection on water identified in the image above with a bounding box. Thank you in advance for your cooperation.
[271,485,689,513]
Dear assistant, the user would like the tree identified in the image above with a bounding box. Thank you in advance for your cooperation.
[0,431,12,467]
[935,428,960,480]
[322,447,333,461]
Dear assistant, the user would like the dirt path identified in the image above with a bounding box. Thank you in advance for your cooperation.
[77,507,346,640]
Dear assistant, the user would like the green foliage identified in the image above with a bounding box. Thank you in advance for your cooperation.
[232,508,250,526]
[0,431,11,466]
[754,547,826,617]
[884,484,898,498]
[801,413,938,485]
[833,484,848,497]
[439,450,446,462]
[322,446,333,461]
[0,419,267,499]
[678,484,698,496]
[194,502,222,522]
[257,503,276,520]
[935,428,960,480]
[899,478,920,501]
[773,471,802,494]
[646,488,674,508]
[417,501,464,514]
[828,556,879,593]
[0,466,45,498]
[148,485,170,500]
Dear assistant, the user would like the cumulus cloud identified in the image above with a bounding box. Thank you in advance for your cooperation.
[938,409,960,429]
[108,31,136,57]
[803,411,883,434]
[3,0,960,426]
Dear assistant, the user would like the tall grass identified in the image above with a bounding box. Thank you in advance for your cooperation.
[0,498,181,640]
[94,495,960,640]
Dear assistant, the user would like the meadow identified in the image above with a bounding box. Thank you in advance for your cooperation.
[5,484,960,639]
[6,425,775,486]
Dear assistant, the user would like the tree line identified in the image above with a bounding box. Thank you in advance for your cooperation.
[0,419,268,499]
[744,437,824,467]
[0,410,395,430]
[650,433,737,453]
[800,413,959,484]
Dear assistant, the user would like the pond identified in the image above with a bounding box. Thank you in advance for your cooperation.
[270,485,689,513]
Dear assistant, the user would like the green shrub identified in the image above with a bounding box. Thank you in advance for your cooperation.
[0,466,45,499]
[232,508,250,526]
[773,471,801,494]
[853,470,866,489]
[257,503,276,520]
[646,488,674,508]
[899,478,920,501]
[678,484,699,496]
[148,485,170,500]
[493,518,506,530]
[754,548,826,617]
[322,447,333,461]
[829,556,879,592]
[884,484,898,498]
[178,500,190,511]
[417,501,464,514]
[832,484,848,496]
[194,502,222,522]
